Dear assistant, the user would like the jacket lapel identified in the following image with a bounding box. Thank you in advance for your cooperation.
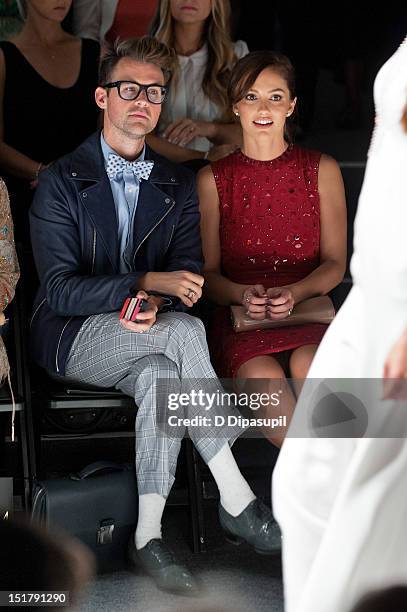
[132,146,179,257]
[68,132,119,271]
[66,136,181,270]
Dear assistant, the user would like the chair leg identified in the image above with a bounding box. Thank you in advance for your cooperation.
[13,279,38,508]
[185,437,206,553]
[18,410,31,511]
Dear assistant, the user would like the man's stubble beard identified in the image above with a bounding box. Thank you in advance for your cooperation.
[121,117,156,141]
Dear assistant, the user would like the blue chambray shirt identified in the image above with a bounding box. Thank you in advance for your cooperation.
[101,133,146,273]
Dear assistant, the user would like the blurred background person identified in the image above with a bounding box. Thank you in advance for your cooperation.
[0,515,95,610]
[0,178,19,383]
[148,0,248,166]
[273,35,407,612]
[73,0,159,46]
[0,0,99,243]
[0,177,19,462]
[198,50,346,446]
[0,0,23,41]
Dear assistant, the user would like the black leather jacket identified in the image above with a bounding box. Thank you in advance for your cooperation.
[29,132,203,375]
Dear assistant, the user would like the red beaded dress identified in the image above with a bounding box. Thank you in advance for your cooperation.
[210,145,329,378]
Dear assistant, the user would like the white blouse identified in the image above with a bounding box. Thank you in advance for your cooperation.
[158,40,249,152]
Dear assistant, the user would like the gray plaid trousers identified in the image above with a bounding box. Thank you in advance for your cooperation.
[65,312,244,496]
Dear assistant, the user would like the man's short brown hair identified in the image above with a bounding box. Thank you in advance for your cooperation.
[99,36,176,86]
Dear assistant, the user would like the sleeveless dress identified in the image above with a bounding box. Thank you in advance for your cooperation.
[0,38,100,241]
[210,145,328,378]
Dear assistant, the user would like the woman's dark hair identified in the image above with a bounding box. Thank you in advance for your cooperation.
[228,50,297,141]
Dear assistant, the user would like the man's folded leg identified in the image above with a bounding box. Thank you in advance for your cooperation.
[65,314,199,594]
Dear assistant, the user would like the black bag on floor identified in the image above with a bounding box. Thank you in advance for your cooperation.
[31,461,138,573]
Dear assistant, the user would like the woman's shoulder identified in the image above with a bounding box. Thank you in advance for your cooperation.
[233,39,249,60]
[292,144,323,166]
[209,151,242,194]
[0,178,11,215]
[211,150,240,173]
[0,178,7,196]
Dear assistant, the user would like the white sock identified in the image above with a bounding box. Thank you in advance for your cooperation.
[207,443,256,517]
[135,493,166,549]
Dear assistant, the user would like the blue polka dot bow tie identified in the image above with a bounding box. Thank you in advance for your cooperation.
[106,154,154,180]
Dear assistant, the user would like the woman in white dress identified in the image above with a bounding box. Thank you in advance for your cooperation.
[272,36,407,612]
[148,0,248,163]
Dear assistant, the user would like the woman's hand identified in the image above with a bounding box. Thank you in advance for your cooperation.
[29,162,51,190]
[119,291,158,334]
[266,287,295,321]
[163,118,215,146]
[242,285,268,320]
[383,330,407,399]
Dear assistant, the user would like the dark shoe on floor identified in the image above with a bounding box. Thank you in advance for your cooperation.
[219,498,282,555]
[128,538,199,595]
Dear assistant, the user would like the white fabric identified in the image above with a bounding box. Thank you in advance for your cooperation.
[158,40,249,152]
[208,442,256,517]
[273,35,407,612]
[72,0,118,43]
[135,493,165,550]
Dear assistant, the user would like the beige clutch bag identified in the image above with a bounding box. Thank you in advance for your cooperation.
[231,295,335,332]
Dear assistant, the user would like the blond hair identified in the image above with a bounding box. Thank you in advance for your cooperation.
[151,0,236,117]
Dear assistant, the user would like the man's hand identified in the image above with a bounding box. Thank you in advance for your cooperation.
[383,329,407,399]
[266,287,295,320]
[119,291,158,333]
[140,271,204,308]
[242,285,268,320]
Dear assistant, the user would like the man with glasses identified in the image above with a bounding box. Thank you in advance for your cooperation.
[29,36,280,594]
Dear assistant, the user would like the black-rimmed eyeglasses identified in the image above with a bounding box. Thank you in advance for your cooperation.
[102,80,167,104]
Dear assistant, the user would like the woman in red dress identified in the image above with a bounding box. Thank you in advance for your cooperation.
[198,50,347,446]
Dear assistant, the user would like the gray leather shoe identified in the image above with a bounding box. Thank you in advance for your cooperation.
[128,538,199,595]
[219,499,282,555]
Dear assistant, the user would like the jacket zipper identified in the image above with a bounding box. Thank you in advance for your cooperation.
[165,224,175,253]
[91,229,96,274]
[30,298,46,328]
[133,202,176,266]
[55,317,73,373]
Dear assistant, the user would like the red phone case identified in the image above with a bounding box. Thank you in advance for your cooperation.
[119,297,146,322]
